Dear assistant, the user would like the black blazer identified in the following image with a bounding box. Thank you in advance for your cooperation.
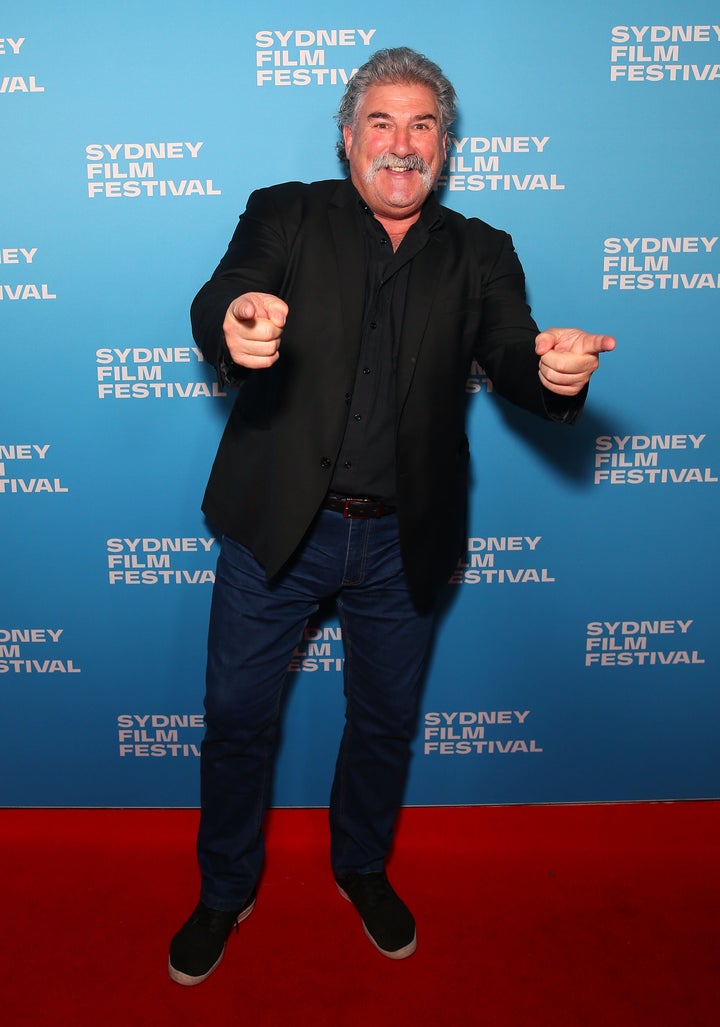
[191,179,578,609]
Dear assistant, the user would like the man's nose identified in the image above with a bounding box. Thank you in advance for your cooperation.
[391,125,412,155]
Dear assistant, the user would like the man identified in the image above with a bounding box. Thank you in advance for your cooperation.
[169,47,615,985]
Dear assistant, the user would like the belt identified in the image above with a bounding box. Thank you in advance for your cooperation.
[323,493,396,518]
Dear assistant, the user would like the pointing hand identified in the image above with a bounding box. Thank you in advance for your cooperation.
[535,328,616,395]
[223,292,289,369]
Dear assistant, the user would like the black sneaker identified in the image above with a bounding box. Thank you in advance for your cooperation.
[168,896,255,986]
[335,871,416,959]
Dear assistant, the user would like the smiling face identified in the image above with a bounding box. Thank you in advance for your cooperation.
[343,82,447,230]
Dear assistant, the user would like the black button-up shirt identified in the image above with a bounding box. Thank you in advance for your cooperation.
[329,195,439,502]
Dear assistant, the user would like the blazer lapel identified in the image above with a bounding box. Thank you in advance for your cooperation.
[395,233,443,416]
[328,181,366,369]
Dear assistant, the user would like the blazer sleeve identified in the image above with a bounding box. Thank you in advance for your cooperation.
[474,231,585,424]
[190,187,293,387]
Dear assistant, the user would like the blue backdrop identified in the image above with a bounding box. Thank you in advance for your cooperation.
[2,0,718,807]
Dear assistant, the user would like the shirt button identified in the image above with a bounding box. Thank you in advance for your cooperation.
[369,321,377,330]
[362,367,371,375]
[353,413,362,422]
[320,457,332,469]
[344,460,352,470]
[344,392,351,404]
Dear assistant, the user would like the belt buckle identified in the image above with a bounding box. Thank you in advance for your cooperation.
[342,497,381,518]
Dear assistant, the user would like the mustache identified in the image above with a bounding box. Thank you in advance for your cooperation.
[366,152,433,178]
[364,151,436,193]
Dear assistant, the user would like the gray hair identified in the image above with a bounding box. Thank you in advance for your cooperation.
[335,47,458,163]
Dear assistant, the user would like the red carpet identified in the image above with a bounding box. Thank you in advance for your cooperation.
[3,803,718,1026]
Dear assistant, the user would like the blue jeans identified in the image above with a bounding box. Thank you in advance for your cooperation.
[197,509,436,911]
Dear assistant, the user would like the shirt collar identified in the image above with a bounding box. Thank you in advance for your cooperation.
[350,181,445,234]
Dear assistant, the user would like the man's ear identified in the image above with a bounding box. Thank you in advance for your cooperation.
[342,123,353,157]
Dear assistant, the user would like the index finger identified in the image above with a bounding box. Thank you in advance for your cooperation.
[231,294,288,328]
[584,333,617,355]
